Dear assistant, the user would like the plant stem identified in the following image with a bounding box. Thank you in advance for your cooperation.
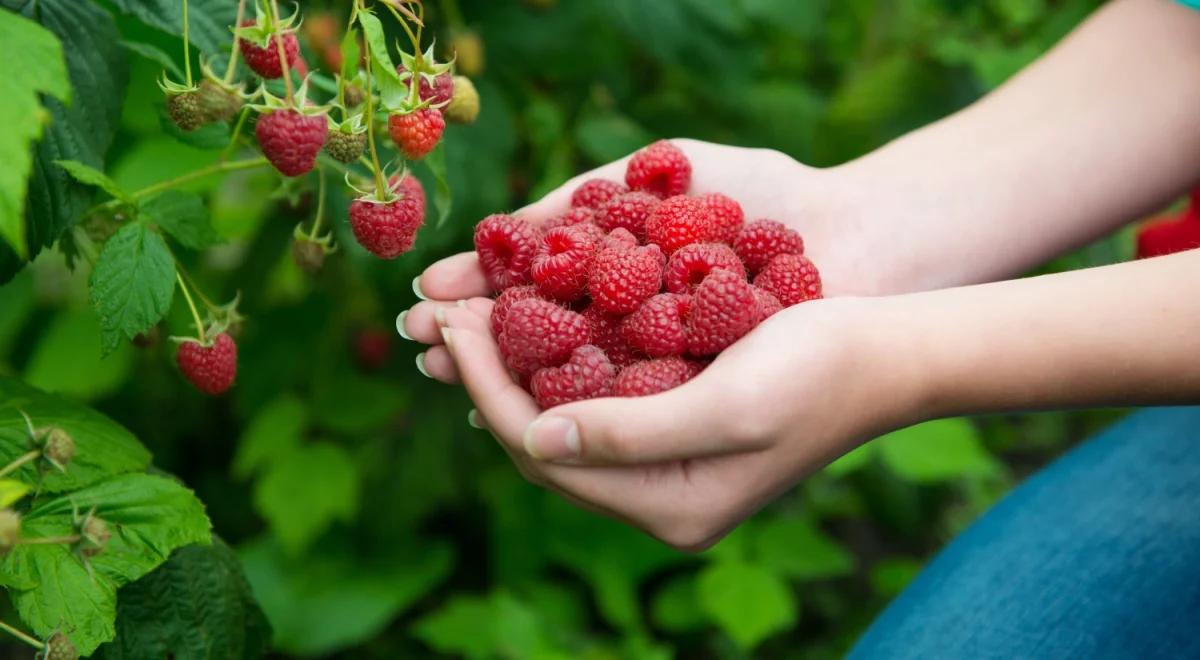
[177,272,207,343]
[179,265,219,312]
[17,535,81,546]
[361,17,390,199]
[223,0,248,83]
[85,156,269,218]
[183,0,193,86]
[270,0,295,104]
[386,3,423,58]
[219,107,252,162]
[0,620,44,650]
[0,450,40,479]
[309,166,327,239]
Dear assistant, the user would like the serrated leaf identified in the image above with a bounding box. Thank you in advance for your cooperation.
[88,222,177,355]
[118,39,184,79]
[0,479,30,508]
[876,418,1002,483]
[233,395,307,479]
[424,143,452,228]
[253,442,358,555]
[0,9,70,259]
[140,190,222,249]
[0,378,151,494]
[107,0,239,56]
[54,160,129,204]
[357,10,408,110]
[697,561,797,650]
[751,517,855,580]
[95,539,271,660]
[0,474,212,655]
[341,26,361,82]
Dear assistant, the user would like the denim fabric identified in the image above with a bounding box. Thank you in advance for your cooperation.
[850,407,1200,660]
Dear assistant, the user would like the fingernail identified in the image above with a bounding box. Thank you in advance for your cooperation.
[434,306,447,327]
[467,409,484,429]
[456,299,468,308]
[440,327,453,349]
[412,276,428,301]
[523,416,580,460]
[415,353,430,378]
[396,311,413,340]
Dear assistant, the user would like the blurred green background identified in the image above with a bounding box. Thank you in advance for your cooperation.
[1,0,1141,657]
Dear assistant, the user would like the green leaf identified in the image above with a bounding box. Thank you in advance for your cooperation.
[23,308,134,400]
[424,143,453,228]
[0,474,212,655]
[340,26,361,82]
[54,160,129,203]
[95,539,271,660]
[356,10,408,110]
[0,9,70,259]
[650,574,707,633]
[0,479,30,508]
[697,561,797,650]
[869,557,923,598]
[0,378,151,494]
[140,190,222,249]
[411,594,497,659]
[118,40,184,79]
[253,442,358,555]
[876,418,1002,482]
[107,0,239,56]
[88,222,177,356]
[310,373,407,434]
[233,395,307,480]
[575,114,654,164]
[751,517,855,581]
[824,442,875,476]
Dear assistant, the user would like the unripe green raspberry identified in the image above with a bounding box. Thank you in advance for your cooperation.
[197,79,243,123]
[42,427,75,469]
[44,632,79,660]
[167,91,205,132]
[79,516,110,558]
[0,509,20,556]
[325,129,367,164]
[445,76,480,124]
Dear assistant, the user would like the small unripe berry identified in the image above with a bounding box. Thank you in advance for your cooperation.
[445,76,480,124]
[0,509,20,556]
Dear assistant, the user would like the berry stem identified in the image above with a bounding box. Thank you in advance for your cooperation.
[0,450,41,479]
[0,620,44,650]
[182,0,193,86]
[219,107,252,163]
[177,271,207,343]
[86,156,269,217]
[309,165,327,240]
[17,534,82,546]
[385,3,424,60]
[178,265,219,312]
[222,0,248,83]
[361,27,390,199]
[269,0,295,105]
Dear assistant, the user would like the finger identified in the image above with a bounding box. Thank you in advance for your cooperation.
[415,252,492,301]
[417,346,459,384]
[400,298,494,345]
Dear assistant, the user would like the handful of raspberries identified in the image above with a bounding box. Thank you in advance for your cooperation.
[473,141,822,409]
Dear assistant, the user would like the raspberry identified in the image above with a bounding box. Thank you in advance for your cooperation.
[621,293,691,357]
[604,227,639,250]
[532,225,599,301]
[664,242,745,294]
[754,253,822,306]
[613,357,703,397]
[475,214,539,291]
[239,21,300,79]
[325,129,367,164]
[686,270,758,356]
[353,328,392,371]
[571,179,628,209]
[44,632,78,660]
[588,243,665,314]
[697,192,745,245]
[581,304,639,367]
[752,286,784,322]
[197,78,243,123]
[595,191,660,240]
[445,76,480,124]
[177,332,238,395]
[734,219,805,274]
[1136,215,1200,259]
[397,65,455,106]
[645,195,720,254]
[531,345,616,409]
[167,91,204,132]
[388,109,445,160]
[391,173,427,217]
[499,299,590,374]
[256,109,328,177]
[349,195,424,259]
[291,236,329,273]
[625,140,691,198]
[490,285,541,336]
[541,207,595,232]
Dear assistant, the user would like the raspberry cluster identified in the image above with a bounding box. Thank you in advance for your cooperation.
[474,140,823,410]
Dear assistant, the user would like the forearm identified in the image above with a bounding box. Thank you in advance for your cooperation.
[837,0,1200,293]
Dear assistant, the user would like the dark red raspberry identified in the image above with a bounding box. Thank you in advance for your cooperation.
[664,242,745,294]
[735,219,805,274]
[625,140,692,198]
[475,214,539,291]
[595,191,661,241]
[531,345,616,409]
[571,179,628,209]
[177,333,238,395]
[499,298,590,374]
[604,227,638,250]
[490,285,541,336]
[238,21,300,79]
[613,357,703,397]
[349,195,424,259]
[686,269,758,355]
[256,109,328,177]
[621,293,691,357]
[697,192,745,245]
[532,225,599,301]
[353,328,392,371]
[397,65,455,106]
[754,253,822,306]
[581,304,639,367]
[646,195,720,254]
[541,207,596,232]
[390,173,427,217]
[1137,217,1200,258]
[752,286,784,322]
[588,243,665,314]
[388,109,445,160]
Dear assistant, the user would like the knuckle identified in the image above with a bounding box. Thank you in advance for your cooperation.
[651,504,726,553]
[585,426,640,463]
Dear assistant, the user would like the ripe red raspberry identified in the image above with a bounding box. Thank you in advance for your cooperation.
[604,227,638,250]
[397,65,455,106]
[697,193,745,245]
[734,219,805,274]
[571,179,628,209]
[256,109,328,177]
[625,140,691,198]
[388,109,445,160]
[588,243,665,314]
[490,285,541,336]
[353,328,392,371]
[390,173,427,217]
[613,357,703,397]
[238,21,300,79]
[532,225,599,301]
[531,345,616,409]
[646,195,720,254]
[349,195,424,259]
[752,286,784,322]
[177,333,238,395]
[664,242,745,294]
[499,298,590,374]
[475,214,539,291]
[621,293,691,357]
[541,207,595,232]
[595,191,660,240]
[581,304,639,367]
[686,270,758,355]
[1136,215,1200,258]
[754,253,822,306]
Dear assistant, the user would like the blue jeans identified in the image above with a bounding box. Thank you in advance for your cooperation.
[850,407,1200,659]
